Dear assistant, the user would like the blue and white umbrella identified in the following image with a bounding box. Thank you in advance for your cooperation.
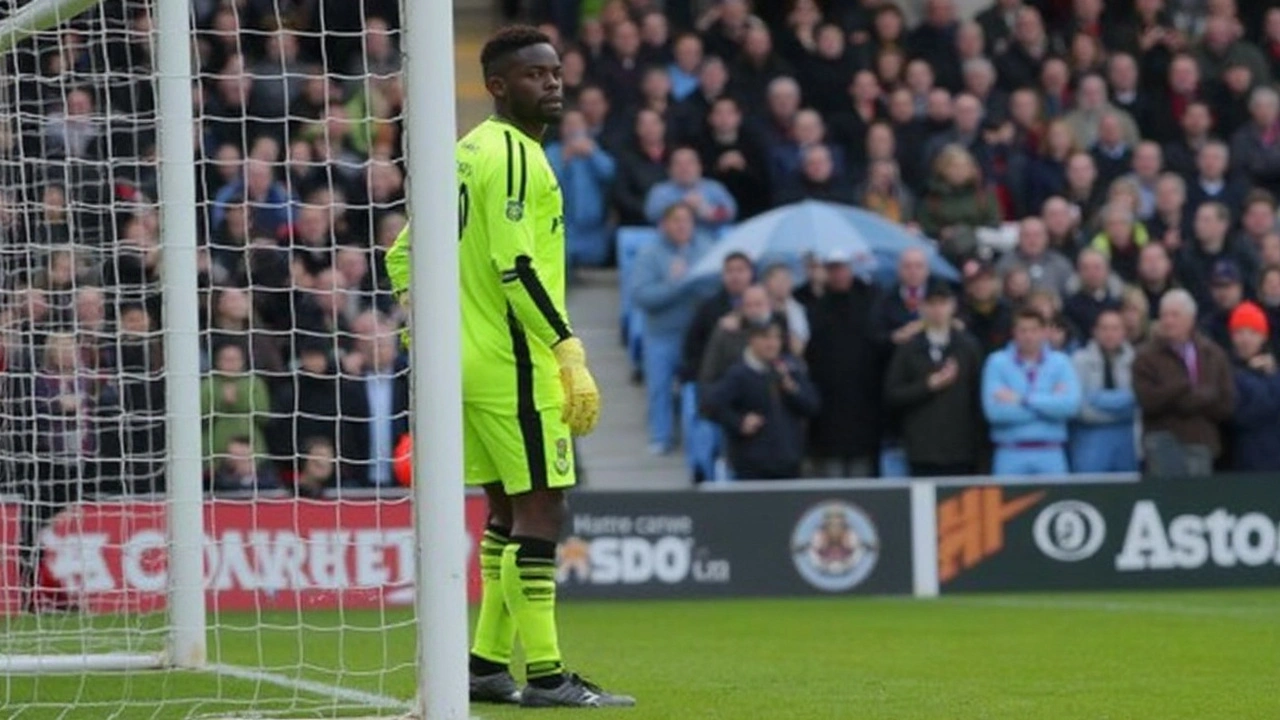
[689,200,960,284]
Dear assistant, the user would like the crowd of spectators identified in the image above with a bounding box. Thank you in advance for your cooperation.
[0,0,407,503]
[535,0,1280,481]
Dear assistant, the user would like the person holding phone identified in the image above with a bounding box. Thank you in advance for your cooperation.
[703,320,820,480]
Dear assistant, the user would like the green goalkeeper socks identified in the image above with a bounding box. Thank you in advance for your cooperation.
[500,537,565,684]
[469,525,517,672]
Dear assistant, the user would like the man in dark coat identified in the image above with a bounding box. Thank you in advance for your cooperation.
[704,320,820,480]
[803,249,882,477]
[958,260,1012,355]
[1133,289,1236,476]
[681,252,755,385]
[885,282,985,476]
[1177,202,1259,308]
[1063,248,1123,341]
[696,96,773,219]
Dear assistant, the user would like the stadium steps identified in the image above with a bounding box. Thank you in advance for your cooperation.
[568,269,690,490]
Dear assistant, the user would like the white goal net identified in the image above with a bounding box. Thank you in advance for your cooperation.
[0,0,428,716]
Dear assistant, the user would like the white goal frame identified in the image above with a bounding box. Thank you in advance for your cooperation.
[0,0,469,716]
[0,0,204,676]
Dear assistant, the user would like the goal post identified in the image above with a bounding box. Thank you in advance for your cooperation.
[0,0,101,54]
[154,0,209,672]
[0,0,206,675]
[0,0,470,713]
[402,0,470,716]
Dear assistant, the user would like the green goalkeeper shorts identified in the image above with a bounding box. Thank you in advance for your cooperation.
[463,405,577,495]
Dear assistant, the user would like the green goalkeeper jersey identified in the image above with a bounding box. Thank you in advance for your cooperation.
[386,116,572,414]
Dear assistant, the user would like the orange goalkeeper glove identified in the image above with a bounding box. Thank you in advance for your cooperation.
[553,337,600,436]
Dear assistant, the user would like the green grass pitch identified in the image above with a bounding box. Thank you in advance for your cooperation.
[3,589,1279,719]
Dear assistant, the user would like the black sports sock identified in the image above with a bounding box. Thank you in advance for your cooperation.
[469,653,507,677]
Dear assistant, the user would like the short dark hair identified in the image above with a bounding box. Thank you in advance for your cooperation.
[1014,306,1047,326]
[746,318,781,339]
[710,95,741,112]
[724,251,753,269]
[1245,188,1276,212]
[1094,307,1123,327]
[481,25,553,77]
[762,262,790,281]
[661,201,695,222]
[1200,201,1231,223]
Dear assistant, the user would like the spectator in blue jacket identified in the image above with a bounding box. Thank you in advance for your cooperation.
[547,109,617,267]
[211,157,294,237]
[982,307,1083,476]
[1227,301,1280,471]
[704,319,821,479]
[1070,309,1138,473]
[644,147,738,234]
[629,203,715,454]
[667,32,704,102]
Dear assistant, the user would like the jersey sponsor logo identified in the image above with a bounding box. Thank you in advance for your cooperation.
[505,199,524,222]
[554,438,571,476]
[791,501,880,592]
[937,486,1045,583]
[1115,501,1280,571]
[1033,500,1107,562]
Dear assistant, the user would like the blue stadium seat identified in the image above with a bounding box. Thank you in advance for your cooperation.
[615,226,660,367]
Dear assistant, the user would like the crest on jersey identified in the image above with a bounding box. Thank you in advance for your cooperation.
[505,200,524,222]
[554,438,571,475]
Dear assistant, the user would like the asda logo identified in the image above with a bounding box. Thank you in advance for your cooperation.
[1115,501,1280,571]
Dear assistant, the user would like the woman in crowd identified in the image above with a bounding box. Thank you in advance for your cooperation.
[200,341,272,474]
[855,158,914,225]
[1120,287,1152,345]
[206,286,285,385]
[33,333,95,486]
[917,145,1001,266]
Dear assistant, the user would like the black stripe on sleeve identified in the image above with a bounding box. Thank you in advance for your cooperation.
[503,131,514,198]
[513,255,571,342]
[517,142,528,204]
[507,307,548,492]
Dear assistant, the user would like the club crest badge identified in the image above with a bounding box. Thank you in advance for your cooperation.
[505,199,524,222]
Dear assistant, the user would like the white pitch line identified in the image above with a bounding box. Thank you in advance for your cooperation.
[204,664,487,720]
[207,663,411,713]
[944,595,1280,621]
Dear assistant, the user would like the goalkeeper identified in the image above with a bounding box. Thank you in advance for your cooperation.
[386,26,633,709]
